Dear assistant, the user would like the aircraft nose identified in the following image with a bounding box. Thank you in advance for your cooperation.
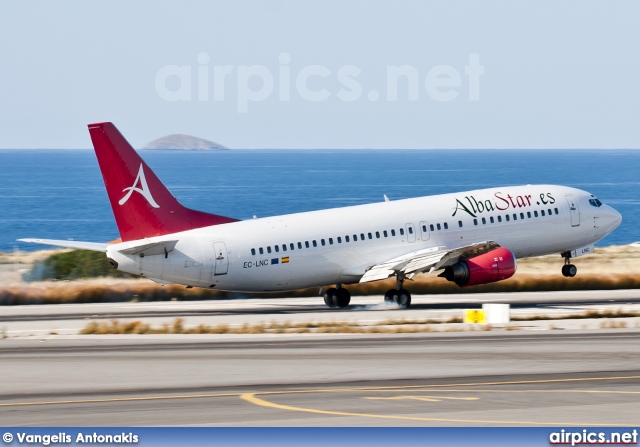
[601,205,622,233]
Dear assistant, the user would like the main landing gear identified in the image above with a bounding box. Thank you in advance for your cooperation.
[323,276,413,309]
[383,274,412,308]
[561,254,577,277]
[324,285,351,308]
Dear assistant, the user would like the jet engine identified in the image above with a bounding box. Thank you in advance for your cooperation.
[438,247,516,287]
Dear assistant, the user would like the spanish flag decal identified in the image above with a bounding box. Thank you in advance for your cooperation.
[281,256,290,263]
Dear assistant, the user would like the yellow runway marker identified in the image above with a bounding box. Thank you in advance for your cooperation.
[240,375,640,426]
[2,373,639,422]
[240,391,636,426]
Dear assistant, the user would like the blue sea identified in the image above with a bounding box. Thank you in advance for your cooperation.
[0,149,637,253]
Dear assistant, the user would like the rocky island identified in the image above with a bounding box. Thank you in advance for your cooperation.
[142,134,228,150]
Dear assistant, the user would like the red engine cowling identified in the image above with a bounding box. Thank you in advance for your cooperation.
[438,247,517,287]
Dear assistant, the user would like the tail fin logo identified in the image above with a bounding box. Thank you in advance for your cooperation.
[119,164,160,208]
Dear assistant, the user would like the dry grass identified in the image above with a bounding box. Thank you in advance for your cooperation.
[78,308,640,335]
[0,249,56,265]
[599,320,628,329]
[79,317,443,335]
[4,272,639,306]
[2,245,640,305]
[512,309,640,321]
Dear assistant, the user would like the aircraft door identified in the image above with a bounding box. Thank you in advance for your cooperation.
[566,195,580,227]
[419,221,430,241]
[405,223,416,243]
[212,241,228,275]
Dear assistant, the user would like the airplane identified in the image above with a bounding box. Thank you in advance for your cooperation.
[19,122,622,309]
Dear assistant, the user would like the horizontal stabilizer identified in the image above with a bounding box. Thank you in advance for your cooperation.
[118,240,178,257]
[17,238,108,252]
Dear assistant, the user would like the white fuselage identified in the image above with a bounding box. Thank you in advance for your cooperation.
[107,185,621,292]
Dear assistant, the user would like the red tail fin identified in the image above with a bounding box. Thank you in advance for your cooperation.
[88,122,237,242]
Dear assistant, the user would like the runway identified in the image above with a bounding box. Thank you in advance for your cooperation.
[1,330,639,426]
[1,290,639,426]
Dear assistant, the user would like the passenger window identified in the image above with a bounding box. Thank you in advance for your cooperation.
[345,235,350,242]
[513,213,517,221]
[361,233,365,241]
[329,238,333,245]
[474,219,478,226]
[422,225,427,232]
[391,229,396,236]
[520,213,525,219]
[298,242,302,249]
[251,248,256,256]
[337,237,342,243]
[383,230,388,237]
[548,208,552,215]
[490,217,494,224]
[482,218,486,224]
[497,216,502,223]
[259,247,264,255]
[290,243,295,250]
[408,227,413,235]
[430,224,435,231]
[313,240,317,247]
[305,241,310,248]
[534,211,538,217]
[368,232,373,239]
[399,228,405,236]
[458,221,463,228]
[527,212,532,218]
[541,210,545,216]
[321,239,325,246]
[555,208,559,214]
[275,245,279,253]
[444,222,448,230]
[375,231,380,238]
[437,223,441,230]
[506,215,510,222]
[353,234,358,241]
[282,244,287,252]
[267,246,272,254]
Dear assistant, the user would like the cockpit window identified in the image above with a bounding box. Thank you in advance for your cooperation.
[589,198,603,207]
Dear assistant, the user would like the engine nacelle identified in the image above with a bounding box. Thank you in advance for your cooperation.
[439,247,517,287]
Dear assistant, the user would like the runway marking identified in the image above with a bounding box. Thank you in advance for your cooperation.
[240,375,640,426]
[1,374,638,414]
[0,392,238,408]
[240,391,636,426]
[365,395,479,402]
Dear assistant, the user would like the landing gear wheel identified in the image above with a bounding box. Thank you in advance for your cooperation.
[567,264,577,277]
[323,288,337,308]
[334,288,351,308]
[562,264,577,277]
[384,289,395,303]
[394,289,412,308]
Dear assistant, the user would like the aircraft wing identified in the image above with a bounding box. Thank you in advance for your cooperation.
[359,241,500,283]
[17,238,108,252]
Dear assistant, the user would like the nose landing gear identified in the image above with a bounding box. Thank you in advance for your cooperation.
[561,255,577,277]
